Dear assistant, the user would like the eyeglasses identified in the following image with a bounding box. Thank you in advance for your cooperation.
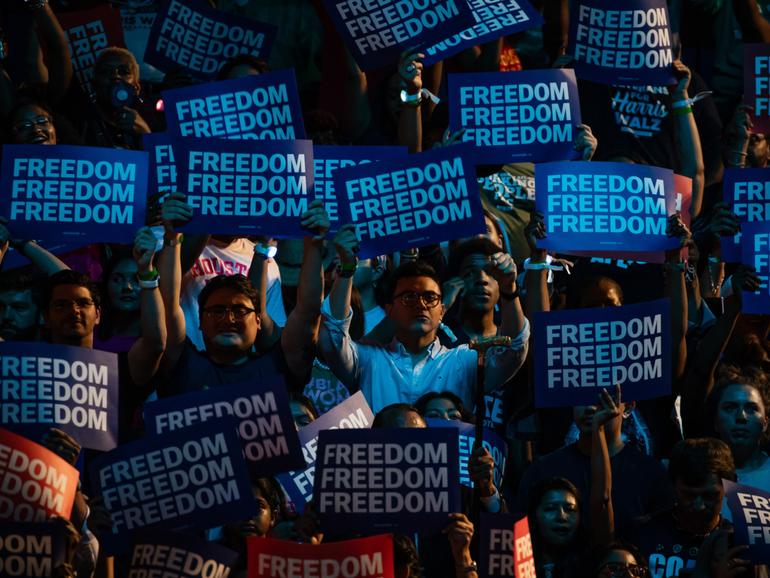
[599,563,648,578]
[12,115,51,133]
[393,291,442,309]
[96,64,133,77]
[50,298,95,311]
[203,305,256,321]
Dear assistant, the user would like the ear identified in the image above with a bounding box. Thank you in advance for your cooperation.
[94,306,101,327]
[384,302,393,317]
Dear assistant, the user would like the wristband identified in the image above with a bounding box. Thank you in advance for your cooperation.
[137,268,159,281]
[460,561,478,574]
[164,234,183,247]
[500,288,519,301]
[337,261,358,278]
[399,88,442,107]
[138,278,159,289]
[253,243,277,260]
[672,106,693,116]
[671,91,712,109]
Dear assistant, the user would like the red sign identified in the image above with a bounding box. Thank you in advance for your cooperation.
[513,517,536,578]
[59,5,127,99]
[248,535,395,578]
[0,428,79,522]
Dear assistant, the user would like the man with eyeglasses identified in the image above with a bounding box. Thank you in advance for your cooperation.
[319,226,529,413]
[155,201,329,397]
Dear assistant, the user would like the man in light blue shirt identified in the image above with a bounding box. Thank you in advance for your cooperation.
[319,226,529,412]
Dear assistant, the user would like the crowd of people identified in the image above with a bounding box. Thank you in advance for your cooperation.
[0,0,769,577]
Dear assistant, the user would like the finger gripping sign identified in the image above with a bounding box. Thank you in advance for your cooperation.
[513,517,536,578]
[421,0,542,65]
[478,513,522,578]
[724,480,770,564]
[276,391,375,512]
[740,221,770,314]
[0,521,68,578]
[568,0,675,86]
[448,69,582,164]
[247,535,395,578]
[0,145,148,244]
[722,168,770,263]
[162,70,305,140]
[745,44,770,133]
[59,4,126,100]
[313,428,460,534]
[534,299,671,408]
[144,380,305,476]
[128,529,238,578]
[334,145,486,258]
[0,428,79,523]
[536,161,679,253]
[144,0,277,80]
[174,138,314,238]
[0,343,119,452]
[425,419,508,489]
[91,419,256,555]
[314,145,409,230]
[323,0,475,71]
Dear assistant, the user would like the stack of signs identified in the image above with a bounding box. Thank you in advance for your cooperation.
[313,428,460,534]
[144,0,276,80]
[0,343,119,452]
[568,0,675,86]
[0,145,148,244]
[0,428,79,523]
[144,380,305,475]
[477,513,523,578]
[128,530,238,577]
[534,299,671,408]
[0,521,69,578]
[722,168,770,262]
[448,70,582,164]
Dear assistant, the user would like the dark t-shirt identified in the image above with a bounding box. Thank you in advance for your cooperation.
[630,510,731,578]
[517,443,674,534]
[159,339,295,397]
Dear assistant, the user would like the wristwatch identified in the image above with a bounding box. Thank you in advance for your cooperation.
[254,243,278,260]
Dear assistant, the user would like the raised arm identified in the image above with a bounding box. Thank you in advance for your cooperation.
[665,214,691,381]
[590,387,620,547]
[248,240,280,350]
[280,200,328,386]
[32,2,73,103]
[158,193,192,372]
[0,219,68,275]
[127,227,166,386]
[397,50,424,154]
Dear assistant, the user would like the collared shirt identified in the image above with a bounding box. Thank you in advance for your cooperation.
[319,301,529,412]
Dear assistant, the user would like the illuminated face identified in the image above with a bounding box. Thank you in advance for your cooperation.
[93,53,138,106]
[45,285,100,343]
[385,276,445,338]
[107,259,140,312]
[460,253,499,313]
[0,289,39,340]
[598,550,646,578]
[535,489,580,546]
[579,280,623,308]
[714,384,768,449]
[199,288,259,355]
[748,133,769,167]
[290,400,315,429]
[674,473,724,532]
[423,397,462,421]
[10,104,56,145]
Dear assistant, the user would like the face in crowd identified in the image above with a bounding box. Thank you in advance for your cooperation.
[10,104,56,145]
[713,383,768,451]
[423,397,463,421]
[385,276,445,337]
[107,258,141,313]
[44,284,101,344]
[535,488,580,547]
[459,253,500,313]
[200,287,261,356]
[0,288,39,341]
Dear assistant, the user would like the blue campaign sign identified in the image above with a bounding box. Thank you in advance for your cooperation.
[0,521,68,578]
[740,221,770,314]
[0,343,119,452]
[90,418,256,555]
[144,379,305,476]
[143,132,177,202]
[129,529,238,577]
[314,145,408,230]
[477,513,523,578]
[322,0,475,71]
[568,0,675,86]
[334,145,485,258]
[722,168,770,263]
[314,428,460,534]
[144,0,276,80]
[277,391,374,513]
[425,419,507,489]
[163,70,305,140]
[0,145,148,244]
[449,69,582,164]
[534,299,671,408]
[174,138,314,238]
[724,480,770,565]
[536,161,679,253]
[422,0,542,65]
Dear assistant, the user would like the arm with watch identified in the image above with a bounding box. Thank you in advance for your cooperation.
[127,227,167,386]
[248,240,281,351]
[397,49,425,154]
